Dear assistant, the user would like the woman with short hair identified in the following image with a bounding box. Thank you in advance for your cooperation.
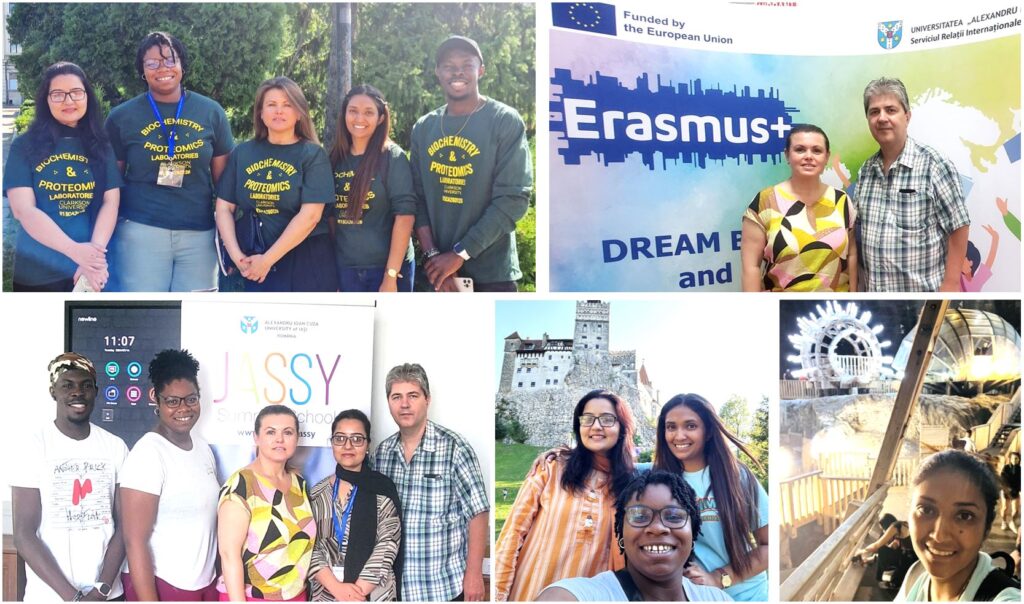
[120,349,219,601]
[740,124,857,292]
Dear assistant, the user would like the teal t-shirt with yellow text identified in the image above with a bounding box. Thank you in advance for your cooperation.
[105,90,234,231]
[217,138,334,247]
[3,133,122,285]
[332,143,416,269]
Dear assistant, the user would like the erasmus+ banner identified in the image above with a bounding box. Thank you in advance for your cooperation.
[549,1,1021,291]
[182,301,375,447]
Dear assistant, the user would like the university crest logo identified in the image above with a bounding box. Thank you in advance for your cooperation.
[878,20,902,50]
[240,316,259,334]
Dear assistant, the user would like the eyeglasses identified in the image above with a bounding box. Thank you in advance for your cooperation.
[330,434,367,447]
[48,89,87,103]
[624,504,689,529]
[158,393,200,408]
[143,57,179,71]
[579,413,618,427]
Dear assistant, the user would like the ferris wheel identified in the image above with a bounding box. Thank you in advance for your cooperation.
[787,301,895,388]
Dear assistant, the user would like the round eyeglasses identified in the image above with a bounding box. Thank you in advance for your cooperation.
[330,434,367,447]
[624,504,689,529]
[579,413,618,427]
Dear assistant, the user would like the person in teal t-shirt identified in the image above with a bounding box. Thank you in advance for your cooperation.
[4,62,122,292]
[328,85,417,292]
[215,77,337,292]
[410,35,533,292]
[104,32,234,292]
[651,394,769,601]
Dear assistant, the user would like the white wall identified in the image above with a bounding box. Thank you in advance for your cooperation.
[0,294,494,522]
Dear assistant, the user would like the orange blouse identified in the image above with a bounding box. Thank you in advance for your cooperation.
[494,458,625,601]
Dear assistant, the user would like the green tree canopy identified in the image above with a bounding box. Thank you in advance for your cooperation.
[8,3,285,135]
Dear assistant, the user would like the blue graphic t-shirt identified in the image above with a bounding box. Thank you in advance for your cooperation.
[685,466,769,602]
[3,133,122,285]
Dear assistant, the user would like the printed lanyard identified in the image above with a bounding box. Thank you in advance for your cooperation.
[146,91,186,160]
[332,481,358,548]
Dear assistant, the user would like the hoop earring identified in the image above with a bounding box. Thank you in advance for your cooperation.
[153,407,159,416]
[617,536,625,552]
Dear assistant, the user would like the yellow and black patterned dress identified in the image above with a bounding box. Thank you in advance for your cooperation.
[744,185,856,292]
[217,469,317,600]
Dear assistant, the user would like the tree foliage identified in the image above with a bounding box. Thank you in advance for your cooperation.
[719,394,751,439]
[8,3,286,136]
[746,396,770,492]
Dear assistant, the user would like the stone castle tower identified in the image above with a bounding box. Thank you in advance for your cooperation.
[498,301,658,448]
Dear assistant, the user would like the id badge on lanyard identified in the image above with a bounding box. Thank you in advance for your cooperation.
[148,91,187,188]
[332,480,358,580]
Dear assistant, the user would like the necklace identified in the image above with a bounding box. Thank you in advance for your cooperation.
[440,97,485,138]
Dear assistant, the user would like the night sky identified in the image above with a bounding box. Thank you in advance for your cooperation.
[777,300,1021,378]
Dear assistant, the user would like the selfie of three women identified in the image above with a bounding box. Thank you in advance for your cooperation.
[779,299,1021,602]
[493,299,770,601]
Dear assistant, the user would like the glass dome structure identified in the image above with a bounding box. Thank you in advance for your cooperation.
[892,309,1022,383]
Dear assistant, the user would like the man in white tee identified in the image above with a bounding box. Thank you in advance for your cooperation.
[11,353,129,601]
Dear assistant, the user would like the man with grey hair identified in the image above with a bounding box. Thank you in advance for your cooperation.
[855,76,969,292]
[372,363,490,601]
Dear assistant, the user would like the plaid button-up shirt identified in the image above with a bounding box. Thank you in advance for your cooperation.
[373,420,490,601]
[855,136,970,292]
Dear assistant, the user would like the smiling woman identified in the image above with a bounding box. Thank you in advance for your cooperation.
[119,349,220,601]
[896,450,1021,602]
[493,390,635,601]
[536,471,731,602]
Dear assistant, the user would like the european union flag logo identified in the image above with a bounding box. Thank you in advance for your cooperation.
[553,3,617,36]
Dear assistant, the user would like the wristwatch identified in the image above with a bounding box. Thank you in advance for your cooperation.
[386,268,399,279]
[94,582,112,598]
[719,569,733,588]
[424,247,441,260]
[453,241,471,261]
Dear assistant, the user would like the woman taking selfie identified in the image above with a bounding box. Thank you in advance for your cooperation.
[494,389,636,601]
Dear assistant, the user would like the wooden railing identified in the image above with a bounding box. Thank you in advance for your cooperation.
[817,453,918,487]
[780,470,824,538]
[779,379,898,399]
[779,471,872,537]
[781,484,890,602]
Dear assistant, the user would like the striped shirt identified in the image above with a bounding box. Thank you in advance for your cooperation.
[494,458,625,601]
[307,477,402,601]
[855,136,969,292]
[373,421,489,602]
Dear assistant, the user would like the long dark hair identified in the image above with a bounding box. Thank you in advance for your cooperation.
[329,84,392,222]
[24,62,109,169]
[653,393,763,577]
[560,389,635,498]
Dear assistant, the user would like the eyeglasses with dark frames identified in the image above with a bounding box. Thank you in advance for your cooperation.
[579,413,618,427]
[330,434,368,447]
[48,89,87,103]
[157,393,200,408]
[624,504,689,529]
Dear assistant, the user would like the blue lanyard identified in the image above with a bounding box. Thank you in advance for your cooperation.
[145,90,186,160]
[332,481,358,548]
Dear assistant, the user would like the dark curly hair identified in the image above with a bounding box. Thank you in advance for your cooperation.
[613,470,701,564]
[135,31,189,80]
[148,349,200,394]
[913,449,1001,533]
